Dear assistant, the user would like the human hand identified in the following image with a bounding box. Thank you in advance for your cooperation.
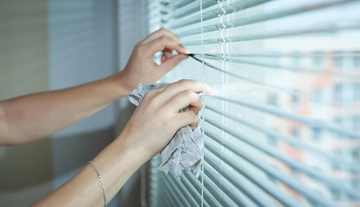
[116,28,188,95]
[117,80,214,161]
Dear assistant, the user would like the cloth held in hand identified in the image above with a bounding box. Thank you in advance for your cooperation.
[128,83,204,178]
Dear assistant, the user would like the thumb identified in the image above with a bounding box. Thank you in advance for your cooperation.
[157,54,188,74]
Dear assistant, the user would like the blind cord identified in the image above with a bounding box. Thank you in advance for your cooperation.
[199,0,205,207]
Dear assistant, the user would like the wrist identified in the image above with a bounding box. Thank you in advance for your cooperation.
[108,71,135,99]
[114,129,154,164]
[106,72,129,99]
[89,136,148,199]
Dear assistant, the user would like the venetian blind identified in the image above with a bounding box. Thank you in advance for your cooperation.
[142,1,360,207]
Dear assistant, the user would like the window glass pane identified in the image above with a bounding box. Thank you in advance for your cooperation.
[145,1,360,207]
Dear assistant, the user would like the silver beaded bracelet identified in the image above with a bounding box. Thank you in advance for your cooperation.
[89,161,107,207]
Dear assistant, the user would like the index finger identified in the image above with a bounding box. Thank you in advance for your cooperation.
[153,79,214,103]
[139,28,181,45]
[144,36,188,57]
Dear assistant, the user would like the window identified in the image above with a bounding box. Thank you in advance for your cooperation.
[312,54,323,69]
[291,128,300,139]
[291,167,299,178]
[334,117,342,125]
[352,148,360,162]
[267,134,278,147]
[333,83,343,102]
[291,90,300,106]
[334,56,344,69]
[267,166,280,185]
[311,127,322,141]
[267,174,278,184]
[354,83,360,101]
[311,88,322,103]
[292,53,301,71]
[353,179,360,190]
[142,1,360,207]
[266,93,278,106]
[331,190,341,201]
[354,56,360,68]
[354,116,360,131]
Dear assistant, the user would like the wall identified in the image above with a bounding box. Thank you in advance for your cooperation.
[0,0,52,206]
[0,0,120,206]
[114,1,149,206]
[47,0,120,206]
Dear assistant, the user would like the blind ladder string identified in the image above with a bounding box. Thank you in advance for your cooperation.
[218,0,228,203]
[199,0,205,207]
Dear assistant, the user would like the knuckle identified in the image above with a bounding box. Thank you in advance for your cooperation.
[145,90,156,97]
[183,89,196,99]
[143,90,155,102]
[159,36,170,44]
[133,45,145,58]
[163,119,173,129]
[158,28,167,34]
[148,94,161,108]
[177,79,189,88]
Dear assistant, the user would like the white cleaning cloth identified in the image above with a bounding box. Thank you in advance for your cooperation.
[128,83,203,178]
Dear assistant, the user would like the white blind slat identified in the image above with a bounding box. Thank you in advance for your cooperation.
[205,104,360,172]
[205,131,334,207]
[143,0,360,206]
[204,152,276,207]
[182,171,222,207]
[205,116,360,199]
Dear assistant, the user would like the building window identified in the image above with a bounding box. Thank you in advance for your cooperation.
[313,56,323,69]
[291,128,300,138]
[354,83,360,101]
[311,88,322,103]
[352,179,360,189]
[290,167,298,178]
[267,166,280,184]
[267,135,278,147]
[292,53,301,71]
[334,117,342,125]
[333,84,343,102]
[334,56,344,69]
[332,164,341,171]
[267,174,278,184]
[353,116,360,131]
[311,127,322,141]
[352,148,360,162]
[291,90,300,106]
[267,93,278,106]
[331,190,341,200]
[354,56,360,68]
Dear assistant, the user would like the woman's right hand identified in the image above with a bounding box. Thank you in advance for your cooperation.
[114,28,189,96]
[117,79,214,161]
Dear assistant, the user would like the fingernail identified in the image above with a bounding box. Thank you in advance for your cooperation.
[209,85,219,95]
[180,54,188,60]
[180,45,189,54]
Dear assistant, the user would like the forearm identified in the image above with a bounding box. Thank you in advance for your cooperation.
[0,73,129,145]
[31,79,212,207]
[32,135,147,207]
[0,28,188,146]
